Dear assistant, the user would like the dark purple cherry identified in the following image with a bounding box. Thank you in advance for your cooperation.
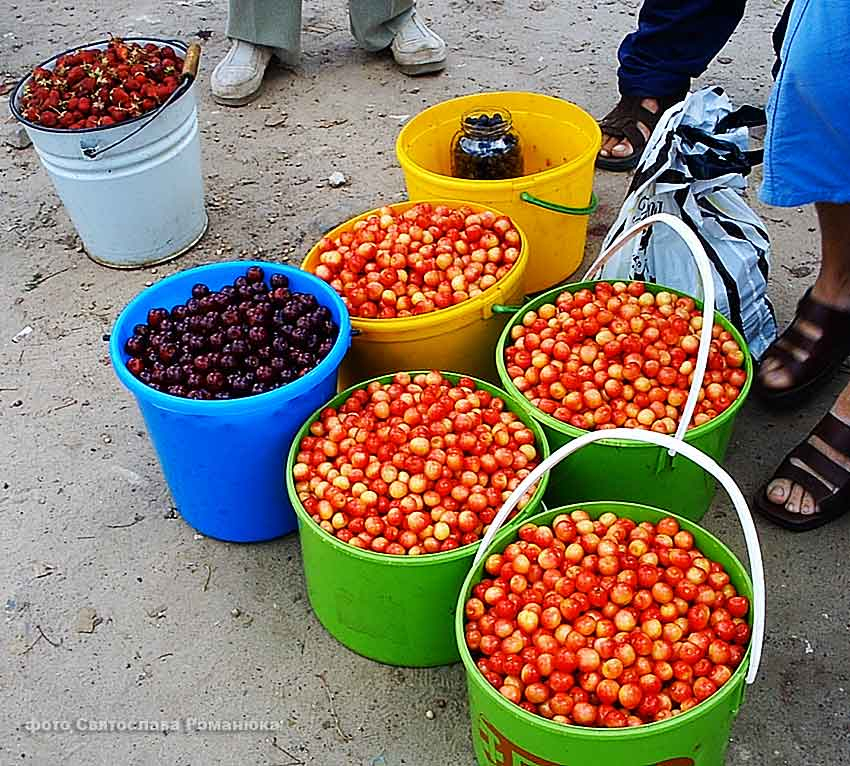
[205,371,226,391]
[222,309,240,326]
[246,266,265,284]
[158,343,178,364]
[125,336,146,355]
[147,307,168,327]
[270,273,288,290]
[188,335,206,353]
[171,305,189,321]
[191,283,210,299]
[248,326,268,346]
[256,365,275,383]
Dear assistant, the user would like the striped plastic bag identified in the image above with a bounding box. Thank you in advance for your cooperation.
[599,87,777,359]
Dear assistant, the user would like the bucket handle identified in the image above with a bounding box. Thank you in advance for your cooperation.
[79,43,202,160]
[582,213,716,457]
[471,427,765,686]
[520,191,598,217]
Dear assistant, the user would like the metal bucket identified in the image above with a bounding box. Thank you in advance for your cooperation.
[10,38,207,269]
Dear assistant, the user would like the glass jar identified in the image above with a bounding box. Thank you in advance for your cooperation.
[451,107,524,181]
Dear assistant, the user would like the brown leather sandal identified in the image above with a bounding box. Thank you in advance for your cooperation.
[753,288,850,408]
[596,94,684,172]
[755,412,850,531]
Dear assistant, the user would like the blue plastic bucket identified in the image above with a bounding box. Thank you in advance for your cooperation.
[110,261,351,542]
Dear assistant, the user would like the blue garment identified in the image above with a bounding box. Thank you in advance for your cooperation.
[618,0,746,98]
[761,0,850,206]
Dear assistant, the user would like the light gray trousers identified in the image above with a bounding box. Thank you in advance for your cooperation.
[227,0,414,59]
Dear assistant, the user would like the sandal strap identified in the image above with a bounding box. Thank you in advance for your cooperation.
[796,288,850,331]
[789,440,850,490]
[762,342,811,382]
[598,95,681,149]
[812,412,850,454]
[773,458,836,505]
[757,290,850,396]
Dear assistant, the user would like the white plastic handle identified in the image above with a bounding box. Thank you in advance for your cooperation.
[473,428,765,686]
[582,213,716,455]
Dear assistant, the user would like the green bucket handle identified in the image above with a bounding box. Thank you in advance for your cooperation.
[520,191,599,216]
[583,212,717,457]
[473,427,766,687]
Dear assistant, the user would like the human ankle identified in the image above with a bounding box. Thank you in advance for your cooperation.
[811,276,850,310]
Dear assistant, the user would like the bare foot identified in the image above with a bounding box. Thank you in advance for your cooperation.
[765,384,850,516]
[598,97,659,160]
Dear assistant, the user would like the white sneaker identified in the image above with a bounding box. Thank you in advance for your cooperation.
[391,13,447,76]
[210,39,273,106]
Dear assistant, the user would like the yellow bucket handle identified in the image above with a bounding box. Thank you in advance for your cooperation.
[520,191,598,216]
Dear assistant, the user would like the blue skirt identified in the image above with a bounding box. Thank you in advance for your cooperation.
[761,0,850,207]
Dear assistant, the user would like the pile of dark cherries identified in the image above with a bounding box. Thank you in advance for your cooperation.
[123,266,339,400]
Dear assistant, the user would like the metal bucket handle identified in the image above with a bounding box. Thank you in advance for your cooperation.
[581,213,717,456]
[471,427,765,685]
[80,42,202,160]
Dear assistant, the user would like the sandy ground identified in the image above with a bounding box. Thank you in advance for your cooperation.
[1,0,849,764]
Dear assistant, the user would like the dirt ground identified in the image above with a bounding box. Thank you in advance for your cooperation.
[1,1,849,764]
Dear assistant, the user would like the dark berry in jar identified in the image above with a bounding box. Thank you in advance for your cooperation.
[451,107,523,181]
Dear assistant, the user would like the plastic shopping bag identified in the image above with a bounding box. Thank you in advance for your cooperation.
[599,87,777,359]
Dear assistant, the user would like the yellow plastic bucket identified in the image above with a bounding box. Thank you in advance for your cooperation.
[301,200,528,388]
[396,92,601,293]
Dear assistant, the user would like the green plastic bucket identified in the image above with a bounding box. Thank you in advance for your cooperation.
[495,214,753,521]
[285,371,551,667]
[456,429,766,766]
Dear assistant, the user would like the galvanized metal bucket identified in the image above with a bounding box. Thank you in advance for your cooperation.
[10,38,207,269]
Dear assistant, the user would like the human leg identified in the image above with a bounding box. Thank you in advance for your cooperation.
[598,0,746,170]
[212,0,301,105]
[349,0,446,75]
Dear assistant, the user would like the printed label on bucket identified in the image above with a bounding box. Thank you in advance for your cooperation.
[477,716,694,766]
[478,717,560,766]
